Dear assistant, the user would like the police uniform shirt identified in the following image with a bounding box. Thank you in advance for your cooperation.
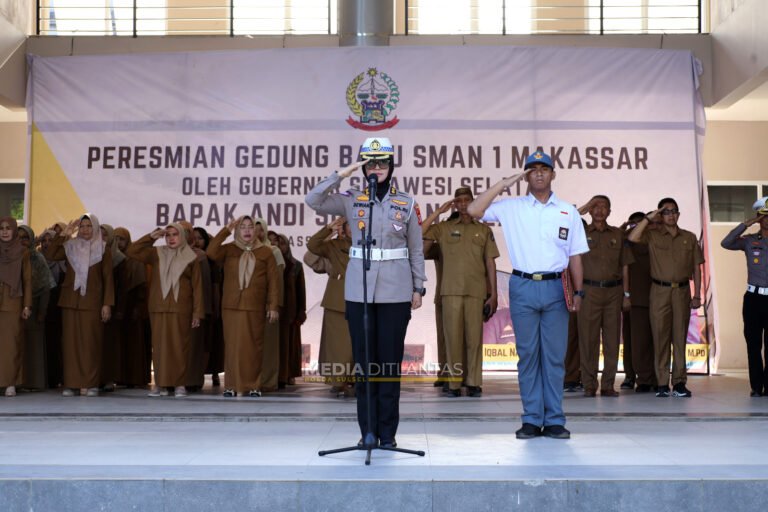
[639,228,704,282]
[424,218,500,299]
[721,223,768,287]
[305,171,426,303]
[481,192,589,273]
[583,224,634,281]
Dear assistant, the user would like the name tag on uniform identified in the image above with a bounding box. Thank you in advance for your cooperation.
[559,227,569,240]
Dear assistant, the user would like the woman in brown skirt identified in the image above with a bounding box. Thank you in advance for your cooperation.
[306,218,355,396]
[112,227,150,388]
[207,216,280,397]
[18,225,55,392]
[0,217,32,397]
[275,233,306,387]
[256,218,284,392]
[44,214,114,397]
[127,223,203,398]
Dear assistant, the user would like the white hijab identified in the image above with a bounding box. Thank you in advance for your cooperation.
[63,213,106,296]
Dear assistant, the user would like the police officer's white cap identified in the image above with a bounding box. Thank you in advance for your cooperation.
[753,196,768,215]
[360,138,394,160]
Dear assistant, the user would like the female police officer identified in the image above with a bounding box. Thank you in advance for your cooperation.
[306,137,426,448]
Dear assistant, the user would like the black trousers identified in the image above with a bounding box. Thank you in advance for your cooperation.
[743,292,768,394]
[345,301,411,442]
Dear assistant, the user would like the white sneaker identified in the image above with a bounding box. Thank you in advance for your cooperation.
[62,388,75,397]
[174,386,187,397]
[147,387,161,397]
[86,388,99,397]
[4,386,16,397]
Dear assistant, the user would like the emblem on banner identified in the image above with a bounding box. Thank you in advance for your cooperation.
[346,68,400,131]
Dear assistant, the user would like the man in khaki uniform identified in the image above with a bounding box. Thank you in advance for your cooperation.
[628,197,704,398]
[624,212,656,393]
[577,195,633,397]
[423,187,499,397]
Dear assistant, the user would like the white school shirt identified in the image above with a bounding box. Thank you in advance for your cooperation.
[482,192,589,273]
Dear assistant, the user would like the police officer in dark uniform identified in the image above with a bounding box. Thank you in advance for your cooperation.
[721,197,768,397]
[306,137,426,448]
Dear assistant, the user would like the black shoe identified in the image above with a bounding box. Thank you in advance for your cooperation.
[223,389,237,397]
[563,381,579,392]
[620,378,635,390]
[635,384,653,393]
[750,390,763,397]
[211,374,220,387]
[357,437,379,448]
[672,383,692,398]
[441,382,449,393]
[467,386,482,397]
[542,425,571,439]
[655,385,670,397]
[380,439,397,448]
[433,380,444,387]
[446,388,461,397]
[277,382,286,390]
[515,423,542,439]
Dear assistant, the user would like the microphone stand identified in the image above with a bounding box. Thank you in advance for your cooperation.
[318,173,425,465]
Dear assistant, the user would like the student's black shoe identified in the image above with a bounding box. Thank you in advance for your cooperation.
[671,383,692,398]
[542,425,571,439]
[515,423,542,439]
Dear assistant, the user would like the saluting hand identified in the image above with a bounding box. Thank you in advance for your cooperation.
[645,208,662,223]
[745,214,766,227]
[63,219,79,238]
[438,199,455,215]
[338,159,368,179]
[226,216,241,233]
[502,173,525,189]
[150,228,166,240]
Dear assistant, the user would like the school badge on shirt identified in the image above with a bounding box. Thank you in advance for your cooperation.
[559,227,569,240]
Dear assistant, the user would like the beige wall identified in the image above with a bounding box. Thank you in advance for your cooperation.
[703,121,768,370]
[0,120,25,180]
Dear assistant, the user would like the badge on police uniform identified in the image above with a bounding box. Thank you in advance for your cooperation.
[559,227,569,240]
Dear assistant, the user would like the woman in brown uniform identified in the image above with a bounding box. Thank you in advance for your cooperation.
[18,225,54,392]
[99,224,124,390]
[276,234,307,387]
[44,214,114,397]
[127,223,204,398]
[207,216,280,397]
[307,218,354,396]
[112,227,150,388]
[0,218,32,397]
[257,219,285,392]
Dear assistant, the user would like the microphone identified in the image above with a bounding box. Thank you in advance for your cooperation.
[367,173,378,200]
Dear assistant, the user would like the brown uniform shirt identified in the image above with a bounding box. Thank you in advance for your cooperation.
[126,235,204,319]
[306,226,351,313]
[640,228,705,282]
[424,217,499,300]
[582,224,634,281]
[627,242,652,307]
[206,228,280,313]
[45,236,115,311]
[0,253,32,312]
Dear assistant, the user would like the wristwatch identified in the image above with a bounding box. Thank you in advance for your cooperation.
[413,287,427,296]
[624,292,631,298]
[573,290,585,298]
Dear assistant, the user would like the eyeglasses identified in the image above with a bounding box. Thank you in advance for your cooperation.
[365,159,390,170]
[661,209,680,215]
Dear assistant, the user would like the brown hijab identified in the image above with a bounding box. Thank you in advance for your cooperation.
[101,223,126,268]
[114,227,147,292]
[0,217,25,297]
[156,222,197,301]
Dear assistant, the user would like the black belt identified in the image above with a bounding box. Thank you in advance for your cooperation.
[512,270,562,281]
[583,279,622,288]
[652,278,689,288]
